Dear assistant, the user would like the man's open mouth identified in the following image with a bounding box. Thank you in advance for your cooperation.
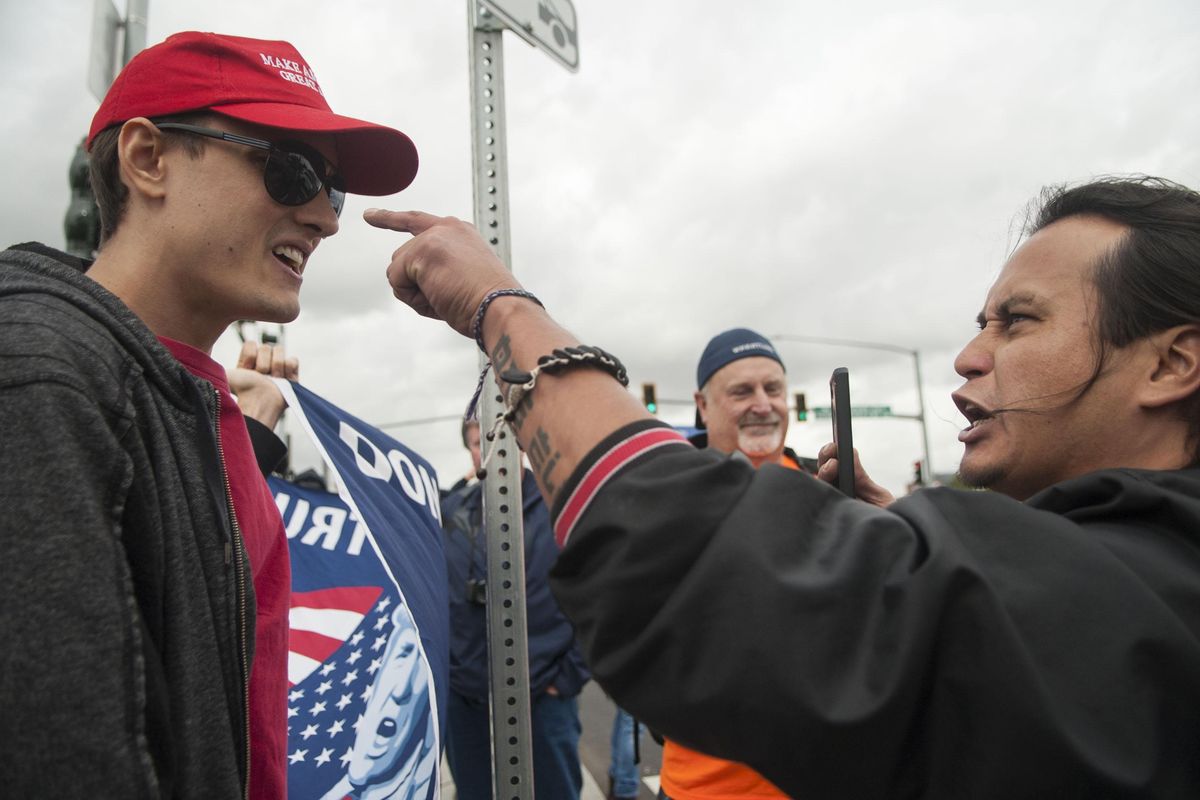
[273,245,305,274]
[954,397,995,434]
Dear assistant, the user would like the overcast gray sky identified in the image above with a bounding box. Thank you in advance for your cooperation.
[4,0,1199,494]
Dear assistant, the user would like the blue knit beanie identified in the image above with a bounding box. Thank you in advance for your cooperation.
[696,328,784,389]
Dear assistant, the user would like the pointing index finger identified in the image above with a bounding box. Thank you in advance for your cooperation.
[362,208,441,235]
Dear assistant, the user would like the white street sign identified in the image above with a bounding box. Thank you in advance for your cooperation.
[480,0,578,71]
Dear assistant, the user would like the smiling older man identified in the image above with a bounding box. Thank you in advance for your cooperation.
[650,328,811,800]
[691,328,804,471]
[0,31,416,798]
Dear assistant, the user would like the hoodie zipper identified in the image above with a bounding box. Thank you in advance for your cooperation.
[209,386,252,800]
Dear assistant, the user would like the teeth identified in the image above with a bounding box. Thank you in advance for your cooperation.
[273,245,304,270]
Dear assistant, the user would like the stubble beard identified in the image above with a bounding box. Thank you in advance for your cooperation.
[737,413,784,460]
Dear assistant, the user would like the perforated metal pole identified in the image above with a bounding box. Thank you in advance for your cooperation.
[469,3,535,798]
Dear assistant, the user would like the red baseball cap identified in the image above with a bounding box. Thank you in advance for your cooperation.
[88,31,418,195]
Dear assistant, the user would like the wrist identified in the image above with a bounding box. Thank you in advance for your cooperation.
[479,293,558,359]
[235,393,286,429]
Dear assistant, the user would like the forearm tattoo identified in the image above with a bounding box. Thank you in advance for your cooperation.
[526,426,561,498]
[491,333,530,432]
[490,333,563,497]
[492,334,515,377]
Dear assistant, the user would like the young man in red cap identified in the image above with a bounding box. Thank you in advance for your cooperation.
[0,32,416,798]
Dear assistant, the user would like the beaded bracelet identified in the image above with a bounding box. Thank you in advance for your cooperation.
[500,345,629,411]
[474,345,629,478]
[470,288,544,354]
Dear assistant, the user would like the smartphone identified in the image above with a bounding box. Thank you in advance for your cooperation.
[829,368,855,497]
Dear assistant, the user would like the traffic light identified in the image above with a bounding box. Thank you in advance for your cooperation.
[64,139,100,258]
[913,460,924,485]
[641,382,658,414]
[794,392,807,422]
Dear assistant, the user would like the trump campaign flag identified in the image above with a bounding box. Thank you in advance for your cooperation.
[272,380,448,800]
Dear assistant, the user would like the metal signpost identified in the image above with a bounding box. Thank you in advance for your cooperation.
[468,2,577,797]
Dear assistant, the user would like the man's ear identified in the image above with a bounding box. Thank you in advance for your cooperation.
[116,118,170,203]
[1140,324,1200,409]
[694,389,709,427]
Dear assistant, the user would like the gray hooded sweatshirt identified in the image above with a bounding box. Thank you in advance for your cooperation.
[0,243,252,798]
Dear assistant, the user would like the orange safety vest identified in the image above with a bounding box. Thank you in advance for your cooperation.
[659,453,802,800]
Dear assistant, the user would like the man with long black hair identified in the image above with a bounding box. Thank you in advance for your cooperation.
[367,175,1200,797]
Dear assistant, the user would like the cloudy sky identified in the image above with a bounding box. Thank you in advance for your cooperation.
[4,0,1199,494]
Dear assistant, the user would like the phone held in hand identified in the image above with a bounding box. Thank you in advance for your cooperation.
[830,367,855,497]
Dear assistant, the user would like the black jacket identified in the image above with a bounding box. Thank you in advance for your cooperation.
[0,243,252,798]
[550,420,1200,798]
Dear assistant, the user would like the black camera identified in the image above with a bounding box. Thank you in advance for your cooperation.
[467,578,487,606]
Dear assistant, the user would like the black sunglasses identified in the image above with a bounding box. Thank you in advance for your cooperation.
[155,122,346,217]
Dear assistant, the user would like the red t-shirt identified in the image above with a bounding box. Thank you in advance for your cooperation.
[162,338,290,799]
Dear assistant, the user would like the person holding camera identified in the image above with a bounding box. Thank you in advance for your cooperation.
[440,416,591,800]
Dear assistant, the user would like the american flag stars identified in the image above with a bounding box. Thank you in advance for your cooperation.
[287,596,401,790]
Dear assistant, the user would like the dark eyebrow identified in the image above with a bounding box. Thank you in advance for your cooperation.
[977,292,1043,327]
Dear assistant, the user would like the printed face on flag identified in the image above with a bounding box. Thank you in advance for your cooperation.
[274,477,439,800]
[345,610,434,795]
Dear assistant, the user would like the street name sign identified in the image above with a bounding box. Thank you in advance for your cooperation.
[812,405,894,419]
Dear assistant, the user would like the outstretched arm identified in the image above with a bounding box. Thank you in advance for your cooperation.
[366,209,650,507]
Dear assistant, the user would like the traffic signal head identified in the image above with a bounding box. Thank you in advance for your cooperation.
[794,392,807,422]
[642,382,658,414]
